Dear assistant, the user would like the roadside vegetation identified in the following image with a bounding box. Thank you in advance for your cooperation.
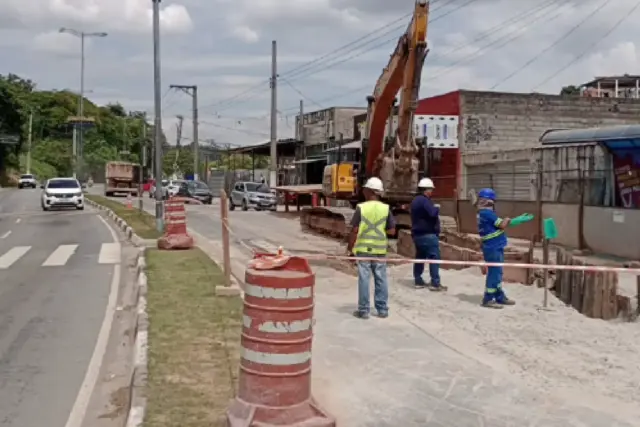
[85,194,161,239]
[144,249,243,426]
[0,73,268,186]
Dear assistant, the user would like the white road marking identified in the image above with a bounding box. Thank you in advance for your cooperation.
[98,242,121,264]
[15,218,21,223]
[42,244,78,267]
[0,231,10,239]
[0,246,30,269]
[63,215,121,427]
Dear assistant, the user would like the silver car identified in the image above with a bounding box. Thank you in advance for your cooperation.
[229,181,277,211]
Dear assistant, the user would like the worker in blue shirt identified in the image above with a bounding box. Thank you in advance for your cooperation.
[410,178,445,291]
[476,188,533,308]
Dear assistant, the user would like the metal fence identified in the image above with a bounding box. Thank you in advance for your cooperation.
[429,168,623,207]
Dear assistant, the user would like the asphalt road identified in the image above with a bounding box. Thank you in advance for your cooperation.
[0,188,120,427]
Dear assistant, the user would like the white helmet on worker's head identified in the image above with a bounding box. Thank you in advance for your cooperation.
[363,177,384,193]
[418,177,435,189]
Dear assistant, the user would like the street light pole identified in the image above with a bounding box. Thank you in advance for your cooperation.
[152,0,164,232]
[59,27,107,179]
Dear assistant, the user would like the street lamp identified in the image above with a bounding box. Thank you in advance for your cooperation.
[59,28,107,178]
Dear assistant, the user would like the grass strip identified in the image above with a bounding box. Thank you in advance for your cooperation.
[86,195,161,239]
[144,248,242,426]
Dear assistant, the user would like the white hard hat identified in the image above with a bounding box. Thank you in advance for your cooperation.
[363,177,384,192]
[418,177,435,189]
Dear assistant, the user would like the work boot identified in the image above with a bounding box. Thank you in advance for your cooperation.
[376,311,388,318]
[481,300,503,309]
[352,310,369,319]
[428,283,447,292]
[499,298,516,305]
[414,279,427,289]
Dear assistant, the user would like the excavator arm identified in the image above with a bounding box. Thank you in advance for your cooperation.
[363,0,429,199]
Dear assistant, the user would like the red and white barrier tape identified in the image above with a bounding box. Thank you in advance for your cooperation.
[220,219,640,275]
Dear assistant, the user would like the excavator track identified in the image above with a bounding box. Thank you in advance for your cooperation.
[300,207,355,241]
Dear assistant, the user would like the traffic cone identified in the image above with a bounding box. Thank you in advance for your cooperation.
[126,194,132,209]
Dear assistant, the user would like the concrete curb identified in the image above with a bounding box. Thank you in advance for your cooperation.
[85,198,156,247]
[85,197,149,426]
[127,249,148,427]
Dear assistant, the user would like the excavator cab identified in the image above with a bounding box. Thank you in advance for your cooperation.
[321,163,356,198]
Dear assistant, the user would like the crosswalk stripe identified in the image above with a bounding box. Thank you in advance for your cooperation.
[0,246,31,269]
[42,244,78,267]
[98,243,121,264]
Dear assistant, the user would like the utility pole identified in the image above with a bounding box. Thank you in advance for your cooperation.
[269,40,278,187]
[152,0,164,232]
[26,110,33,174]
[174,115,183,176]
[297,99,303,140]
[140,119,146,211]
[169,84,198,180]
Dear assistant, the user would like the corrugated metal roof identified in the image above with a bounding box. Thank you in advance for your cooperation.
[540,125,640,148]
[324,140,361,151]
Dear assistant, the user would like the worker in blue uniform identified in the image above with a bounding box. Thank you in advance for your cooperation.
[476,188,533,308]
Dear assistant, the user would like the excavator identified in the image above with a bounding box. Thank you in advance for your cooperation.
[300,0,429,238]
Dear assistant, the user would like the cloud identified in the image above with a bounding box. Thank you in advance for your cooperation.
[1,0,193,33]
[3,0,640,147]
[31,31,89,55]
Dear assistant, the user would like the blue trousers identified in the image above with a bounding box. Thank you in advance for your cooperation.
[356,255,389,315]
[482,247,507,303]
[413,234,441,285]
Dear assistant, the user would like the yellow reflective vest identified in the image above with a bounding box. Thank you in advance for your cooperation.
[353,200,389,255]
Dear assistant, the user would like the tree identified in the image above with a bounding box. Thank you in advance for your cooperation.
[0,73,168,184]
[560,85,581,96]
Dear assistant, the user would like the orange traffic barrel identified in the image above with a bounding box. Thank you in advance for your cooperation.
[164,199,187,235]
[226,253,335,426]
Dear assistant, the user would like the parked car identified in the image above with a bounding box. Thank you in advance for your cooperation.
[150,179,168,198]
[18,174,37,188]
[165,179,184,198]
[229,181,277,211]
[41,177,85,211]
[175,180,213,204]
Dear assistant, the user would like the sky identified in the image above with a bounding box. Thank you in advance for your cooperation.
[2,0,640,147]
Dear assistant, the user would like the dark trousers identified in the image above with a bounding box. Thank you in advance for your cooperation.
[412,234,441,285]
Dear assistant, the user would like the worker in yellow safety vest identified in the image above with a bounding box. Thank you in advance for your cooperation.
[346,177,396,319]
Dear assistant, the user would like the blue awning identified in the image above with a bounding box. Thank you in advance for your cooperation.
[540,125,640,148]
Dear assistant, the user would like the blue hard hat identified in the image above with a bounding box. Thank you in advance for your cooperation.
[478,188,496,200]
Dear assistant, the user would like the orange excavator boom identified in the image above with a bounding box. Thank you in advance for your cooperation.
[363,0,429,199]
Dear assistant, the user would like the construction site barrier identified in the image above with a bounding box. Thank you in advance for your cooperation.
[217,205,640,317]
[157,197,198,250]
[226,252,335,426]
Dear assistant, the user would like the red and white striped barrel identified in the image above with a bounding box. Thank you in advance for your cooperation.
[164,198,187,235]
[227,254,334,425]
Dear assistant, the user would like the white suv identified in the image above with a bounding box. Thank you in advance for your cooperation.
[41,178,84,211]
[18,174,37,188]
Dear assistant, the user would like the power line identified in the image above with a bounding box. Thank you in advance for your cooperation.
[532,0,640,90]
[199,119,270,137]
[196,10,417,112]
[282,0,481,83]
[424,0,567,83]
[491,0,611,89]
[278,0,564,114]
[285,0,557,88]
[200,0,475,113]
[280,78,323,108]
